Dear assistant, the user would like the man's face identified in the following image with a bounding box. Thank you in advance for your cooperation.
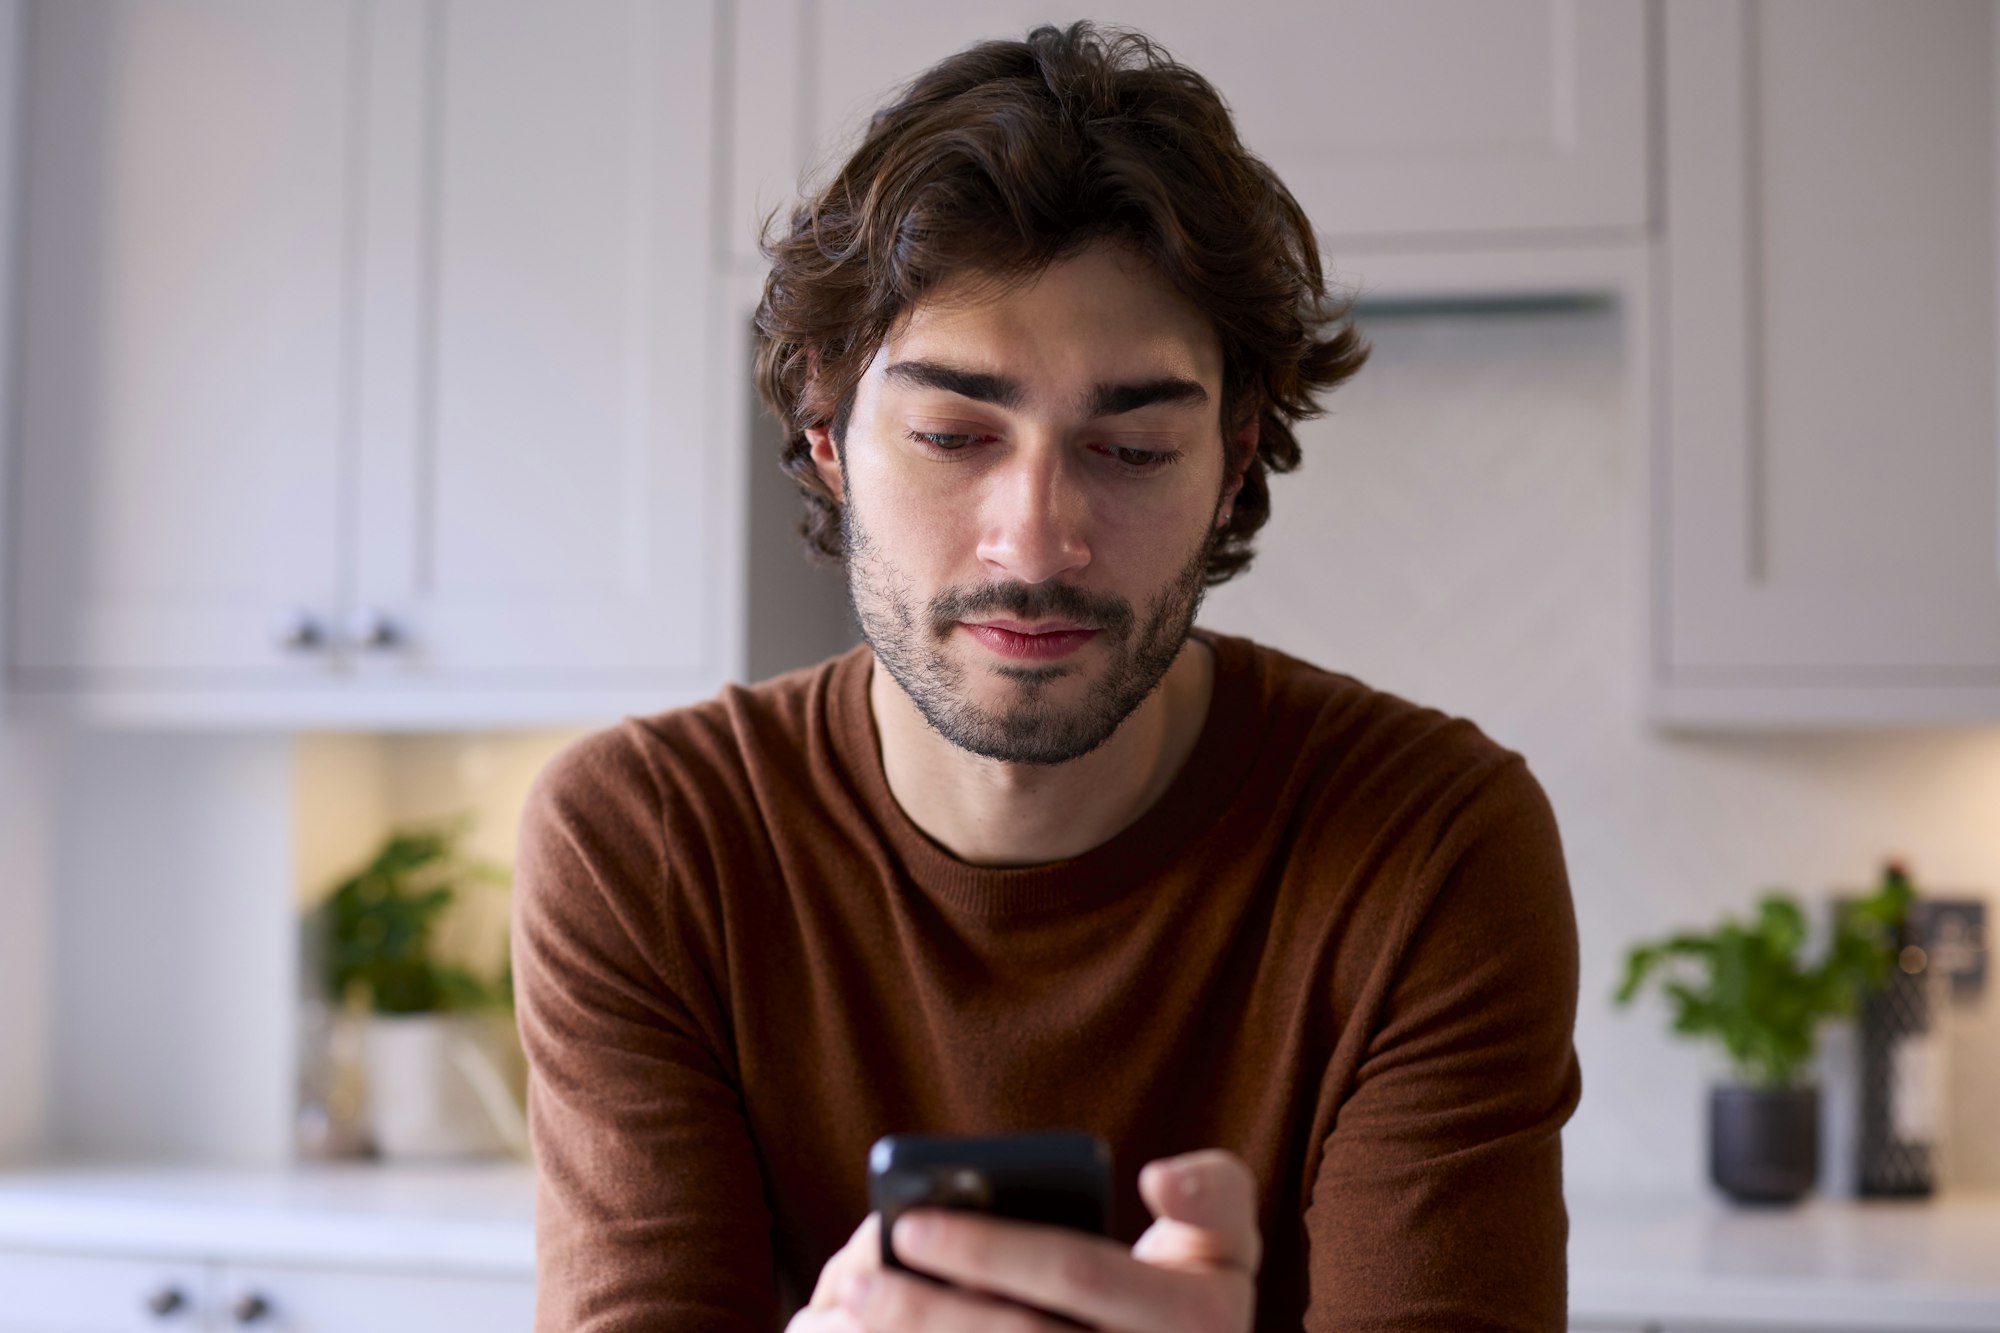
[809,241,1248,766]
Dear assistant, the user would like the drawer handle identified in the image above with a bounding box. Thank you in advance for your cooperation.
[231,1291,273,1324]
[145,1284,188,1317]
[275,608,327,652]
[348,606,403,651]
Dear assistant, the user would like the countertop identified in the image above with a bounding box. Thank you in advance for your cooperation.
[3,1162,1999,1327]
[1566,1189,2000,1330]
[0,1157,535,1278]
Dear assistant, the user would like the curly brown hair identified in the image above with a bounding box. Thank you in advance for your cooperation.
[753,20,1369,586]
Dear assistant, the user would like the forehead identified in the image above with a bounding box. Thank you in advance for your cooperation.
[875,242,1224,395]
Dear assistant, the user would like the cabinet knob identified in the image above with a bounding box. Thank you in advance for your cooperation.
[231,1291,273,1324]
[274,608,326,652]
[348,607,403,651]
[145,1284,188,1317]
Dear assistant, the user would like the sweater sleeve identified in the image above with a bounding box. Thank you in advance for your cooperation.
[512,732,779,1331]
[1301,757,1583,1332]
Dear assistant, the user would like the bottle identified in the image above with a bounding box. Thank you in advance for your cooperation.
[1856,861,1941,1196]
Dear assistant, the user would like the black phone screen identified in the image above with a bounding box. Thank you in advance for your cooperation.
[867,1130,1112,1274]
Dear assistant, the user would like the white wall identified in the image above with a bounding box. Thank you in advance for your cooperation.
[0,0,47,1165]
[1202,300,2000,1195]
[0,721,52,1161]
[45,732,299,1163]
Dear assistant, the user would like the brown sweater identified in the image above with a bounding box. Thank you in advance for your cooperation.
[512,629,1582,1331]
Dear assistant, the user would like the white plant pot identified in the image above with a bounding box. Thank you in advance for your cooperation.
[362,1012,528,1160]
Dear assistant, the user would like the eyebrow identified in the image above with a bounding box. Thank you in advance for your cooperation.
[883,360,1025,409]
[883,359,1210,419]
[1085,376,1209,418]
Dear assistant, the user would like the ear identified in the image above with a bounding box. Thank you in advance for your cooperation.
[806,425,845,505]
[1216,417,1257,530]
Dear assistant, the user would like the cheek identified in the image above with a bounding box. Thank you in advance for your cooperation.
[1089,472,1223,559]
[847,454,962,563]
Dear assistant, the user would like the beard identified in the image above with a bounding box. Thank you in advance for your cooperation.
[840,494,1221,767]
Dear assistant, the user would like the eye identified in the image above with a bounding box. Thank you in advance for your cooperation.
[1101,445,1185,472]
[906,430,987,454]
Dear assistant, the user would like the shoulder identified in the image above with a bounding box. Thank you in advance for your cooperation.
[1200,632,1566,941]
[1209,637,1574,993]
[526,647,856,827]
[517,648,865,924]
[514,652,858,965]
[1210,630,1532,820]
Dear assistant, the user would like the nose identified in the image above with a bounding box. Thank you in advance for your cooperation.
[973,444,1091,584]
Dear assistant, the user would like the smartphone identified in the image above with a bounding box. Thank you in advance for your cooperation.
[868,1130,1113,1274]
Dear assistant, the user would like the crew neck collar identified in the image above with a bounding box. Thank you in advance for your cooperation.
[826,627,1263,918]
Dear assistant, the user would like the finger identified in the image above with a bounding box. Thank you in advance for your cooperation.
[789,1308,866,1333]
[842,1261,1074,1333]
[889,1207,1230,1332]
[1134,1151,1261,1274]
[808,1212,883,1310]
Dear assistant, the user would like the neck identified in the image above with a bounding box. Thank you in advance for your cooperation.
[869,635,1215,867]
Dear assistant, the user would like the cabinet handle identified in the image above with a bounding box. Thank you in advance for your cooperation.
[348,607,403,651]
[274,608,326,652]
[145,1284,188,1317]
[231,1291,273,1324]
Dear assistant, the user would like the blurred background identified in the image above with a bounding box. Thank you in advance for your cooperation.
[1,1,1998,1329]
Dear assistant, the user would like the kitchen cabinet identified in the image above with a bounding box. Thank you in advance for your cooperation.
[3,0,1648,726]
[5,0,839,727]
[0,1161,535,1331]
[0,1248,532,1331]
[0,1249,212,1330]
[10,2,352,688]
[213,1261,531,1330]
[1651,0,2000,726]
[728,0,1649,273]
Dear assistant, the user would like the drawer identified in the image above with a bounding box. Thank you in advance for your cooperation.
[214,1261,533,1332]
[0,1249,210,1330]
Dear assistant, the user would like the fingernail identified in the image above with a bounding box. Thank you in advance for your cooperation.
[840,1271,874,1308]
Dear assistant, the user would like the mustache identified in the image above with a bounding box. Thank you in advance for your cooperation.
[929,581,1135,638]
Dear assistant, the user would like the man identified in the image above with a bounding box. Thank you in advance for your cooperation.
[514,21,1581,1332]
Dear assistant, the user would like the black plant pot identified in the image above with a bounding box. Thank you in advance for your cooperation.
[1709,1084,1819,1204]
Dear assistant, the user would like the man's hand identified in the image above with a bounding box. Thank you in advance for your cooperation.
[788,1149,1259,1332]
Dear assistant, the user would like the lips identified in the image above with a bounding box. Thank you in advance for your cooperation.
[961,621,1100,661]
[969,619,1090,635]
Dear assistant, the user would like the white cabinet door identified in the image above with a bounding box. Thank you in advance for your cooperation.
[1653,1,2000,725]
[214,1262,532,1333]
[7,1,742,715]
[10,1,352,681]
[0,1249,211,1331]
[346,0,734,691]
[730,0,1646,265]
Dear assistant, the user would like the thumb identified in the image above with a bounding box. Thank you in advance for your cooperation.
[1130,1149,1261,1275]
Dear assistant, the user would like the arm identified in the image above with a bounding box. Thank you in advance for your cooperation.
[513,733,779,1331]
[1304,758,1583,1332]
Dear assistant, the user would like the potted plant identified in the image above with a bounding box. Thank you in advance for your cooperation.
[308,815,527,1159]
[1614,867,1910,1203]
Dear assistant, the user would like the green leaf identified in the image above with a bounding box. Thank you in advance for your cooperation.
[1614,944,1660,1005]
[311,814,512,1017]
[1611,880,1902,1088]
